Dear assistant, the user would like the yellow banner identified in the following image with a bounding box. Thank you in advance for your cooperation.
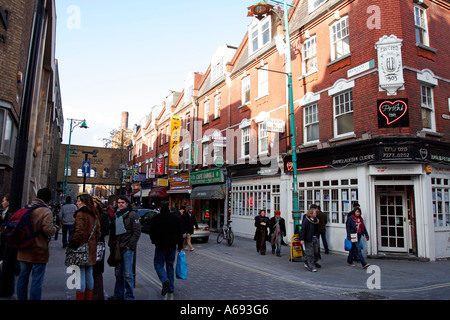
[169,116,181,166]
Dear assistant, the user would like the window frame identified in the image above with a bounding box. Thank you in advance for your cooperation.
[304,103,320,144]
[242,75,251,105]
[330,16,350,61]
[302,35,318,75]
[333,90,354,138]
[421,84,436,131]
[248,16,272,56]
[414,5,429,46]
[258,64,269,98]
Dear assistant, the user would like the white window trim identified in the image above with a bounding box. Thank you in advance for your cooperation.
[420,84,436,132]
[214,93,221,118]
[248,16,272,56]
[414,5,429,46]
[332,89,354,138]
[242,75,251,106]
[302,35,318,76]
[258,122,269,155]
[308,0,327,13]
[241,127,251,159]
[330,16,350,62]
[303,103,320,145]
[204,100,210,124]
[258,64,269,99]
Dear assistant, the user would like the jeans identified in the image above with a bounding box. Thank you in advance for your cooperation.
[303,236,320,271]
[112,249,135,300]
[62,224,74,248]
[347,236,367,266]
[271,231,282,256]
[17,261,46,300]
[79,265,94,292]
[154,250,176,291]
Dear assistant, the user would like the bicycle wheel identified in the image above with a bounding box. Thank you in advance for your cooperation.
[217,230,224,243]
[227,230,234,246]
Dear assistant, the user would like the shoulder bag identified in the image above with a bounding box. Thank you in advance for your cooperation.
[65,220,97,267]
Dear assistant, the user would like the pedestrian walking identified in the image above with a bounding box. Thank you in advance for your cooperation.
[68,194,101,300]
[346,208,370,269]
[59,196,77,249]
[149,203,184,296]
[108,196,141,300]
[317,205,329,255]
[182,206,198,251]
[269,210,286,257]
[0,194,10,261]
[254,209,270,255]
[92,196,110,300]
[299,205,321,272]
[16,188,58,300]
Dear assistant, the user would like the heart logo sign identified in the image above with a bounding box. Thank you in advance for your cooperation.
[379,100,408,126]
[286,162,294,172]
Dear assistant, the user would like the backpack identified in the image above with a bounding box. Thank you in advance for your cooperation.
[1,205,44,249]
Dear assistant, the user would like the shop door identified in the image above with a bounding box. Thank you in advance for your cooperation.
[377,193,409,252]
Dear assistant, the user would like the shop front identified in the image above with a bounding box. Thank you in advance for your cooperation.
[283,136,450,261]
[227,161,282,239]
[168,173,192,210]
[148,179,168,209]
[189,168,226,231]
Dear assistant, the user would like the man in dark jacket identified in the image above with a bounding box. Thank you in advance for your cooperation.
[150,203,183,296]
[108,196,141,300]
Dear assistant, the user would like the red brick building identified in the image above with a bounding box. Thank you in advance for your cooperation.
[129,0,449,260]
[0,0,62,206]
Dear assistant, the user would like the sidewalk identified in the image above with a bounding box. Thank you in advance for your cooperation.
[198,235,450,299]
[10,232,450,300]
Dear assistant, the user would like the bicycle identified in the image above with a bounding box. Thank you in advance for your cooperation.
[217,220,234,246]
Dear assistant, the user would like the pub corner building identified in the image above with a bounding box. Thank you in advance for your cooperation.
[226,2,450,262]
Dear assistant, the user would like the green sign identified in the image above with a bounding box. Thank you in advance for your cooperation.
[214,156,224,167]
[189,168,224,185]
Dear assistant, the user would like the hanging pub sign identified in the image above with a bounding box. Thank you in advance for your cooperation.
[378,98,409,128]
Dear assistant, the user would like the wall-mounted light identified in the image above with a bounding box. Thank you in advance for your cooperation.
[17,71,23,83]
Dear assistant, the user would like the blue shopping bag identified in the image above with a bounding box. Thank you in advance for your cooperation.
[176,251,187,280]
[344,238,364,251]
[344,238,352,251]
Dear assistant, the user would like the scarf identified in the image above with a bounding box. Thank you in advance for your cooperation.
[115,208,129,236]
[352,215,365,234]
[272,216,281,243]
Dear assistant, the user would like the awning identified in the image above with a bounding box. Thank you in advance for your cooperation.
[133,189,151,197]
[190,184,227,200]
[149,187,168,198]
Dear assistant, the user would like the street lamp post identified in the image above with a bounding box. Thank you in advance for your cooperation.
[62,118,88,197]
[247,1,300,234]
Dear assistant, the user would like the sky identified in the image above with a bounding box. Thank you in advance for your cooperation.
[56,0,258,147]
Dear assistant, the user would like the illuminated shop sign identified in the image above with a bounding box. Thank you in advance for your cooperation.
[378,98,409,128]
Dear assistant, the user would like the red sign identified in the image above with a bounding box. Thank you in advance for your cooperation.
[155,158,164,175]
[378,99,409,128]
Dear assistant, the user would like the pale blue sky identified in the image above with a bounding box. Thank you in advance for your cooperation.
[56,0,256,147]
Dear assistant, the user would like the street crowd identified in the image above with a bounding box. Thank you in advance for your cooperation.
[0,188,371,300]
[0,189,198,300]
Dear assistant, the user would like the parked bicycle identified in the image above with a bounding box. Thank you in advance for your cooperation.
[217,220,234,246]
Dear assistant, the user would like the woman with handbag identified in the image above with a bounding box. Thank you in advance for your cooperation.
[67,194,101,300]
[345,208,370,268]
